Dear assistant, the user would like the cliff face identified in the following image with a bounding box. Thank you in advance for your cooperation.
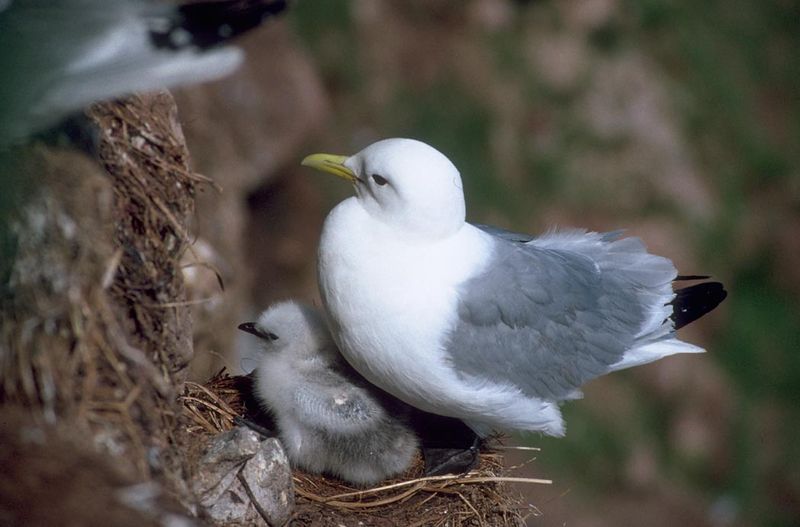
[0,92,199,522]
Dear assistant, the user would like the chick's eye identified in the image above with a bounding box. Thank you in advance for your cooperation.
[371,174,388,186]
[266,332,279,341]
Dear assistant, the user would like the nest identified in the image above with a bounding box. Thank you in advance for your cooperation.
[181,371,549,526]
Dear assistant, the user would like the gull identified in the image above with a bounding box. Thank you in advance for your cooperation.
[302,138,727,437]
[238,301,418,486]
[0,0,286,145]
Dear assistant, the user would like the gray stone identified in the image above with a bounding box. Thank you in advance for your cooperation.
[193,427,294,526]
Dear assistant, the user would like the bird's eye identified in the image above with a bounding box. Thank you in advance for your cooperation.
[371,174,388,186]
[266,332,279,341]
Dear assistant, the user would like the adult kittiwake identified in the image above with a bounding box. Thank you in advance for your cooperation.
[302,138,727,437]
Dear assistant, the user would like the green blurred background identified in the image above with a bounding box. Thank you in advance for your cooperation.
[286,1,800,525]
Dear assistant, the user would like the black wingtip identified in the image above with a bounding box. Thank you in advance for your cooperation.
[671,281,727,330]
[149,0,288,51]
[675,274,710,281]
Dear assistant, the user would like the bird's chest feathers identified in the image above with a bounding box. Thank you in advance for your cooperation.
[318,201,490,386]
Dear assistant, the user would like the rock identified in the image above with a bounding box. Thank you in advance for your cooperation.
[171,21,329,379]
[526,31,590,94]
[572,52,716,219]
[173,21,328,193]
[0,407,196,527]
[193,427,294,526]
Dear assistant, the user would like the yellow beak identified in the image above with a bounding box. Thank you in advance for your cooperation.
[301,153,357,183]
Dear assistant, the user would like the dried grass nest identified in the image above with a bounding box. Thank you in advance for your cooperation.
[181,371,550,526]
[1,93,201,484]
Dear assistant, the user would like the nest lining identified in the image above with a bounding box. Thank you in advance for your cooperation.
[181,371,549,526]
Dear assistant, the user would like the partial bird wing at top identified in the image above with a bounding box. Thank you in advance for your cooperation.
[0,0,286,145]
[148,0,287,50]
[446,228,681,402]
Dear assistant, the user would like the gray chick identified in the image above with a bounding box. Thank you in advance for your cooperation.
[238,301,418,486]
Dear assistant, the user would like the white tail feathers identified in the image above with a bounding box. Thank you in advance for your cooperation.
[609,338,705,373]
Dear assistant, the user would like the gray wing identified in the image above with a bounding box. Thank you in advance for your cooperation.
[0,0,287,144]
[292,369,386,435]
[446,228,676,401]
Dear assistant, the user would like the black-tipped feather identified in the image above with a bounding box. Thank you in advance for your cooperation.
[1,0,290,145]
[671,281,727,330]
[148,0,287,50]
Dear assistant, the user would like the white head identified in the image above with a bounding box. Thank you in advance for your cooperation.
[302,138,466,240]
[238,301,335,360]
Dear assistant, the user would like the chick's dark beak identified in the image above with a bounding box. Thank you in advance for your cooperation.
[237,322,279,341]
[237,322,260,337]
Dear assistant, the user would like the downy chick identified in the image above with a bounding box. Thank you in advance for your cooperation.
[238,301,418,486]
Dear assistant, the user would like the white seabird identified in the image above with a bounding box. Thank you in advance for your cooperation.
[303,138,727,437]
[0,0,286,144]
[239,301,419,486]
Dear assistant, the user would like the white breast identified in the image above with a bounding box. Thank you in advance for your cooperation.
[318,199,492,415]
